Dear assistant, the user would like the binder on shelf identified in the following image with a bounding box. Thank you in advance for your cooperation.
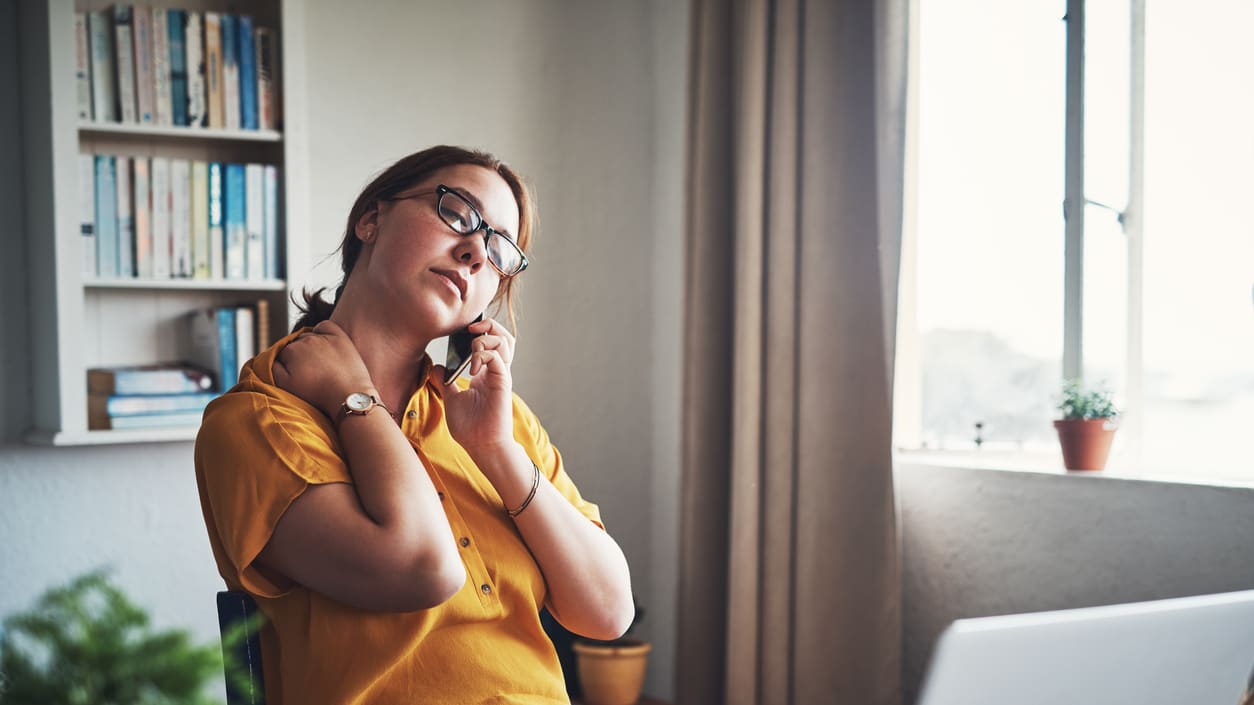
[191,161,210,279]
[94,155,118,278]
[235,305,256,368]
[208,162,225,278]
[79,154,96,276]
[150,156,171,279]
[263,164,279,278]
[167,9,188,127]
[74,13,92,120]
[204,12,224,129]
[151,7,171,126]
[224,163,246,279]
[88,363,215,396]
[115,156,134,277]
[134,157,152,278]
[238,15,257,130]
[132,6,154,124]
[185,11,207,127]
[87,10,117,123]
[171,159,192,277]
[245,163,264,280]
[112,5,136,124]
[221,14,240,130]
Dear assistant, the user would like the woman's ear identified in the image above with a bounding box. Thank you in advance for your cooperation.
[355,205,380,243]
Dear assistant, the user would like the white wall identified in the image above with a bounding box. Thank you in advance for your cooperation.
[0,0,687,701]
[898,463,1254,704]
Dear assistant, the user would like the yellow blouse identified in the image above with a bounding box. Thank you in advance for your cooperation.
[195,329,602,705]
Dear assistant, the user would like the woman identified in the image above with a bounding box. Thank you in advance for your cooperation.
[195,146,635,705]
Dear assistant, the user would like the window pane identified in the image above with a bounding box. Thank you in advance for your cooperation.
[912,1,1066,450]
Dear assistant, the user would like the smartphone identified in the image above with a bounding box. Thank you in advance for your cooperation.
[443,313,484,385]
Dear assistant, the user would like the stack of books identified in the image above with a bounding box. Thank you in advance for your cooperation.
[80,154,279,281]
[87,363,217,430]
[182,299,271,396]
[76,6,279,130]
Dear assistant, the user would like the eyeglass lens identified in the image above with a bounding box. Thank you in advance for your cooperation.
[437,191,524,276]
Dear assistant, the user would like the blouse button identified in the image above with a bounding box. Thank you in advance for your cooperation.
[460,537,471,548]
[481,584,492,595]
[406,410,417,418]
[437,492,445,501]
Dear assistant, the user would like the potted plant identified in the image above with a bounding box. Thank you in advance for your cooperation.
[1054,379,1120,471]
[571,604,650,705]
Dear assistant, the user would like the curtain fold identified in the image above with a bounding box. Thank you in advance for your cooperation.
[678,1,908,703]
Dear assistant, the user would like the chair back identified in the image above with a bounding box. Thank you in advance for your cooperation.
[216,590,266,705]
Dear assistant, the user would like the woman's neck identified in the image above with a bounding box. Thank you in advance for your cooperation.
[328,301,433,418]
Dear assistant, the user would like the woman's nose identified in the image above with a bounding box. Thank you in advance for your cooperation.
[454,234,486,272]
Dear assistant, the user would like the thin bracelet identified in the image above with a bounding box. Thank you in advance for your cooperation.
[506,461,541,518]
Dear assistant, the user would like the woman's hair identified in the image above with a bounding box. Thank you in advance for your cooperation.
[291,145,535,333]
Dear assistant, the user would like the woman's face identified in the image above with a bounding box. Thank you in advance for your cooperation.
[357,164,521,336]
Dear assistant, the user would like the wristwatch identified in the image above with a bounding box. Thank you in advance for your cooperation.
[339,392,386,421]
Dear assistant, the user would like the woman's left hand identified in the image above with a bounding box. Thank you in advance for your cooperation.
[439,317,518,461]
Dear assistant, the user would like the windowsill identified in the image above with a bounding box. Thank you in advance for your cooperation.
[894,448,1254,491]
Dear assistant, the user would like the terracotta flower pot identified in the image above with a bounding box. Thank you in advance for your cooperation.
[1053,418,1118,471]
[573,639,652,705]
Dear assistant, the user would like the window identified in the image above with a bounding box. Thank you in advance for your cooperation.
[896,0,1254,483]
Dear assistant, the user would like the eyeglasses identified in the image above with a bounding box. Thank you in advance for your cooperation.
[390,185,529,278]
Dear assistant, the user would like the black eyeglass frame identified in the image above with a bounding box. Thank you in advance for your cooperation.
[387,185,529,278]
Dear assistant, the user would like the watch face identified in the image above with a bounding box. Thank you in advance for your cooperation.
[345,392,374,412]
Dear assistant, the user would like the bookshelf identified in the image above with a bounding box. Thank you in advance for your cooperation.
[18,0,310,446]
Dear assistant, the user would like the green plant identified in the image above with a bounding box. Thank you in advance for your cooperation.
[0,570,223,705]
[1056,379,1119,420]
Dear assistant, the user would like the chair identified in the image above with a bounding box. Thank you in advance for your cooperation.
[216,590,267,705]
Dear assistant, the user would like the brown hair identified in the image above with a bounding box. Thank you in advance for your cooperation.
[292,145,535,332]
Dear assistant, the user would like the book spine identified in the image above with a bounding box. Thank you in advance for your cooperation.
[89,366,214,395]
[102,392,217,416]
[150,156,171,278]
[263,164,279,279]
[235,305,256,367]
[79,154,97,275]
[171,159,192,277]
[115,156,134,277]
[221,14,240,130]
[254,28,276,130]
[88,10,117,122]
[113,6,136,123]
[184,309,223,390]
[74,13,92,120]
[204,13,223,129]
[217,306,238,390]
[133,157,151,278]
[95,155,118,277]
[185,11,206,127]
[255,297,271,349]
[191,161,210,279]
[238,15,257,130]
[106,412,206,429]
[245,163,264,280]
[151,7,171,126]
[132,6,154,124]
[208,162,224,278]
[167,9,187,126]
[224,163,246,279]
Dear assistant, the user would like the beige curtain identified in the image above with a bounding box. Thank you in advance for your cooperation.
[678,0,908,703]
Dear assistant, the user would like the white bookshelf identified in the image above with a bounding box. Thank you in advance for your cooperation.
[19,0,310,446]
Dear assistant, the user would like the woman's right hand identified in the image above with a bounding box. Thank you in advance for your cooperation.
[272,320,375,419]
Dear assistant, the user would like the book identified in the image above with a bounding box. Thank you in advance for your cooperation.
[132,5,154,123]
[224,163,246,279]
[150,156,171,278]
[171,159,192,277]
[221,14,240,130]
[255,297,271,349]
[255,27,278,130]
[238,15,257,130]
[112,5,136,123]
[92,412,206,430]
[235,305,256,368]
[191,161,210,279]
[167,9,187,126]
[115,156,134,277]
[151,7,171,126]
[185,11,207,127]
[74,13,92,120]
[87,10,117,123]
[185,307,237,392]
[133,157,151,278]
[208,162,224,278]
[79,154,96,275]
[245,163,264,280]
[204,13,224,128]
[88,363,215,395]
[263,164,279,278]
[94,155,117,277]
[91,391,216,418]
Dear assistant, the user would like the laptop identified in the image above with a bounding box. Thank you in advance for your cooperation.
[917,589,1254,705]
